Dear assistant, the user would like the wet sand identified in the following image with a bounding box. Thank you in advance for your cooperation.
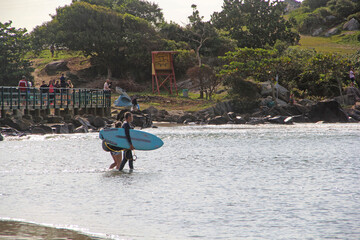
[0,220,103,240]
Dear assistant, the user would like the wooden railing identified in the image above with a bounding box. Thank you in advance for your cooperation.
[0,86,111,111]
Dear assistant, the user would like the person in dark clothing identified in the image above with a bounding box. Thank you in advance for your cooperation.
[40,81,48,93]
[60,74,66,88]
[119,112,135,171]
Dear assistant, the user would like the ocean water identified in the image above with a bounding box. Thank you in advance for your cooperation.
[0,123,359,239]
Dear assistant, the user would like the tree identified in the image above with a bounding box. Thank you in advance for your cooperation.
[302,0,330,9]
[187,65,222,100]
[32,2,161,79]
[212,0,300,48]
[114,0,164,26]
[73,0,164,25]
[0,21,33,86]
[218,47,290,101]
[327,0,356,18]
[299,53,351,98]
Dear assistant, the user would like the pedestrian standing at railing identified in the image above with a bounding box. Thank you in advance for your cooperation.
[18,76,28,93]
[40,81,48,93]
[49,80,55,104]
[18,76,28,105]
[104,79,111,93]
[60,74,67,88]
[55,80,61,93]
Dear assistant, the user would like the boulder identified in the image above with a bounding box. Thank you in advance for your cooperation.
[260,81,290,102]
[74,125,89,133]
[227,112,237,120]
[234,116,247,124]
[312,27,323,36]
[44,60,69,75]
[308,100,348,123]
[0,132,4,141]
[163,115,179,123]
[1,117,31,131]
[53,124,74,134]
[132,114,152,128]
[346,109,360,121]
[246,117,266,125]
[142,106,159,117]
[343,18,360,31]
[93,116,106,128]
[325,27,339,37]
[0,128,19,136]
[208,116,228,125]
[31,125,53,134]
[292,115,309,123]
[177,114,197,124]
[268,116,293,124]
[74,116,92,129]
[33,116,44,124]
[30,127,46,135]
[45,115,64,124]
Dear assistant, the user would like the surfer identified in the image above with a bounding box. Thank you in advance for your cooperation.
[108,121,123,169]
[119,112,135,171]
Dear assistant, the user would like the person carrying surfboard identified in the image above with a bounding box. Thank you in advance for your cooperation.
[108,121,123,169]
[119,112,135,171]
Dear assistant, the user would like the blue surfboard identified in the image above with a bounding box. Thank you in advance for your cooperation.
[99,128,163,151]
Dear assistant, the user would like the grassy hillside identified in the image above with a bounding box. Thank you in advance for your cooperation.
[297,33,360,54]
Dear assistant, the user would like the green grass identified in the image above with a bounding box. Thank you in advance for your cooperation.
[111,89,229,113]
[25,50,87,69]
[297,34,360,54]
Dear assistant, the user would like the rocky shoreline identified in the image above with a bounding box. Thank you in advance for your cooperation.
[1,96,360,140]
[1,82,360,139]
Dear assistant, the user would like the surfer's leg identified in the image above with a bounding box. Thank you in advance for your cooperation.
[110,152,121,169]
[129,159,134,170]
[109,153,117,169]
[119,155,128,171]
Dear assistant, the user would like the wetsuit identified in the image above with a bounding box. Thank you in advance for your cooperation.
[119,121,134,170]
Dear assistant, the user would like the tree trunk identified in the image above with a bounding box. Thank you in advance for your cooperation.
[107,66,112,79]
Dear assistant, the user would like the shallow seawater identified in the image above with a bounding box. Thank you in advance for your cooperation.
[0,123,360,239]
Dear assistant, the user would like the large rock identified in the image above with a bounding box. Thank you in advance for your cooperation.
[142,106,159,117]
[260,81,290,102]
[31,125,53,134]
[177,114,198,124]
[93,116,106,128]
[44,60,69,75]
[208,116,228,125]
[343,18,360,31]
[0,133,4,141]
[234,116,247,124]
[45,115,64,124]
[198,100,235,117]
[346,109,360,121]
[1,117,31,131]
[132,114,152,128]
[53,124,74,134]
[308,100,348,123]
[325,27,339,37]
[268,116,294,124]
[74,125,89,133]
[312,27,323,36]
[74,116,92,128]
